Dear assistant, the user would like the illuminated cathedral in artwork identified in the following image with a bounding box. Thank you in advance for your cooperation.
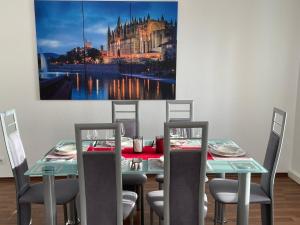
[106,15,177,63]
[35,1,178,100]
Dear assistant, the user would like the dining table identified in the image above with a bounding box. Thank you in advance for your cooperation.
[25,138,267,225]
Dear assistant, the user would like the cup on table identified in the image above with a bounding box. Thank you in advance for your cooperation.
[155,136,164,153]
[133,136,143,153]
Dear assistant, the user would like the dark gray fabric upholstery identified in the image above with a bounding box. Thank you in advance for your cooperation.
[209,109,286,225]
[169,151,203,225]
[12,160,30,198]
[116,119,136,138]
[19,179,78,205]
[209,132,280,206]
[74,192,137,220]
[148,194,208,219]
[123,173,147,185]
[260,132,280,196]
[18,203,31,225]
[83,151,118,225]
[209,179,271,204]
[12,153,78,225]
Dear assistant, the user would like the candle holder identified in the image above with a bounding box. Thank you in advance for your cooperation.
[155,136,164,153]
[130,158,142,170]
[133,136,143,153]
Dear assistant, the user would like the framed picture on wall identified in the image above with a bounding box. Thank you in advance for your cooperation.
[35,0,178,100]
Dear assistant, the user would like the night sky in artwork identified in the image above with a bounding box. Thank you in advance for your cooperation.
[35,1,178,54]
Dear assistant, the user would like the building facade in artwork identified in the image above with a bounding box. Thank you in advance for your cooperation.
[105,15,177,63]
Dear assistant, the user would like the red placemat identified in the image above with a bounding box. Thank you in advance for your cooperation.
[87,146,213,160]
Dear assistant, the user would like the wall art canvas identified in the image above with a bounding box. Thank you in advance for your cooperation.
[35,0,178,100]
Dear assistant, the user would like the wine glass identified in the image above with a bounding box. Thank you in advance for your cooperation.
[87,130,98,140]
[171,128,183,138]
[180,128,187,139]
[120,123,125,137]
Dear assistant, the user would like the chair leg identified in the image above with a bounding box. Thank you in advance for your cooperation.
[140,185,145,225]
[219,203,226,225]
[63,204,68,224]
[214,200,219,225]
[129,210,134,225]
[158,182,162,190]
[150,207,154,225]
[261,203,273,225]
[136,185,141,210]
[214,201,227,225]
[159,218,162,225]
[17,203,31,225]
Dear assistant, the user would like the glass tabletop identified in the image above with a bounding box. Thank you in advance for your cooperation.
[25,157,267,176]
[25,139,267,176]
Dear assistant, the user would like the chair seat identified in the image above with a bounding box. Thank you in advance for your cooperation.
[209,178,271,204]
[122,173,147,185]
[123,190,138,202]
[147,191,208,219]
[152,200,164,218]
[19,178,78,205]
[147,190,163,204]
[122,199,136,219]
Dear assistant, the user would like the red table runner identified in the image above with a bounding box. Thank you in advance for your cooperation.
[87,146,214,160]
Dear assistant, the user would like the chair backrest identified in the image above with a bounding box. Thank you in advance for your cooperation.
[260,108,286,198]
[163,121,208,225]
[0,109,29,197]
[112,100,139,137]
[75,123,122,225]
[166,100,194,138]
[166,100,193,122]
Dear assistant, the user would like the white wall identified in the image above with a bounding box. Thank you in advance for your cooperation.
[289,68,300,183]
[1,0,300,177]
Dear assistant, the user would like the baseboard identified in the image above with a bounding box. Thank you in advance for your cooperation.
[288,169,300,184]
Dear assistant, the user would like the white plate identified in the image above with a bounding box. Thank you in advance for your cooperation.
[159,156,164,163]
[210,145,246,157]
[56,143,76,152]
[170,139,188,146]
[105,137,133,147]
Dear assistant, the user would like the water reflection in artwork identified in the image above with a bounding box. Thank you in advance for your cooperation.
[71,74,175,100]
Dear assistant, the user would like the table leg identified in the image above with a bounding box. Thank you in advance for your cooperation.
[43,173,57,225]
[66,175,77,225]
[237,172,251,225]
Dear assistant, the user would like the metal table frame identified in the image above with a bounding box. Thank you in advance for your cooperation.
[25,141,267,225]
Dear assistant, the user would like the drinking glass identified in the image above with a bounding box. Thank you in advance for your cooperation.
[87,130,98,140]
[120,123,125,137]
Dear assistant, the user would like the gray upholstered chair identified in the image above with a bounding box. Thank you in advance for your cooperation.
[112,100,147,225]
[155,100,194,190]
[0,109,78,225]
[75,123,137,225]
[209,107,286,225]
[147,121,209,225]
